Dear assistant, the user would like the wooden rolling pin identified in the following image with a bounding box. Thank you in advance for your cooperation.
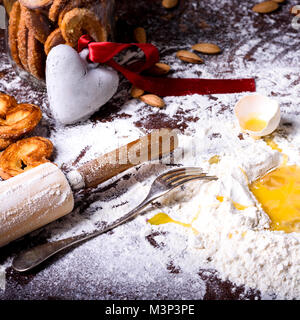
[0,128,178,247]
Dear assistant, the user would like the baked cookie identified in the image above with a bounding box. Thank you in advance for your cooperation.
[24,6,52,44]
[0,93,42,149]
[44,28,65,55]
[0,138,16,151]
[0,93,42,139]
[0,92,17,118]
[3,0,16,16]
[27,29,46,79]
[0,93,17,150]
[57,0,83,27]
[0,102,42,139]
[0,137,53,179]
[17,6,29,71]
[61,7,106,47]
[8,1,22,68]
[49,0,70,22]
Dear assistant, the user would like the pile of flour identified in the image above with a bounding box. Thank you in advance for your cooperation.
[154,130,300,299]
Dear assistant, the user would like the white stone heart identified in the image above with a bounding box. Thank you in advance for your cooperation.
[46,45,119,125]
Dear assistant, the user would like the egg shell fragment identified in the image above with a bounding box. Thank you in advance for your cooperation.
[234,94,281,137]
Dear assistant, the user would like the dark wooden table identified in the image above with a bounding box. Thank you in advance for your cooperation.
[0,0,298,300]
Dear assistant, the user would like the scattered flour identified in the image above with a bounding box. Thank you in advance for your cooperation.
[1,0,300,300]
[0,265,6,291]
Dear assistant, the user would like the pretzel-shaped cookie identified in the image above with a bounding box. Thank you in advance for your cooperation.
[8,1,22,69]
[0,137,53,179]
[49,0,70,22]
[61,8,106,47]
[44,28,65,55]
[0,93,42,147]
[24,5,52,44]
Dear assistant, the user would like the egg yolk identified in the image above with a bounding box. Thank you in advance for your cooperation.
[250,165,300,233]
[149,139,300,234]
[249,137,300,232]
[148,212,198,233]
[243,117,267,132]
[264,136,288,165]
[209,155,220,165]
[216,196,249,211]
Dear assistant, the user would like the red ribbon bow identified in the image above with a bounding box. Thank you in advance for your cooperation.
[78,35,255,97]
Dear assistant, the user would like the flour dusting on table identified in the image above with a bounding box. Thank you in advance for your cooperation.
[1,0,300,299]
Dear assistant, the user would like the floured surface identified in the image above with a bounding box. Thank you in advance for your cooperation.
[0,0,300,299]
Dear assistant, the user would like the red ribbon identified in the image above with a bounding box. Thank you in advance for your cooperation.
[78,35,255,97]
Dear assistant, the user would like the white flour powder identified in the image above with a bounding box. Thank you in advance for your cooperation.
[1,0,300,299]
[156,133,300,299]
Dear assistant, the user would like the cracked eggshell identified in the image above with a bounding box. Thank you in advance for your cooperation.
[234,94,281,137]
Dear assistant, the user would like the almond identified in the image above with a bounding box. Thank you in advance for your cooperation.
[252,1,279,13]
[133,27,146,43]
[146,63,171,76]
[162,0,178,9]
[131,86,144,98]
[192,43,221,55]
[140,94,165,108]
[176,50,203,64]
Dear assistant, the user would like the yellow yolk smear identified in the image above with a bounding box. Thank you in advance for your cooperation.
[250,165,300,233]
[250,136,300,233]
[216,196,249,211]
[264,136,288,165]
[243,117,267,132]
[264,136,283,153]
[148,212,198,234]
[209,155,220,165]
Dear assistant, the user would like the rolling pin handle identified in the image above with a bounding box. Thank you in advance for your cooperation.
[71,128,178,189]
[66,169,85,190]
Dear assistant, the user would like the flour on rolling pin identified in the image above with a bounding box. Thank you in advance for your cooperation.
[67,128,179,189]
[0,129,177,247]
[0,163,74,247]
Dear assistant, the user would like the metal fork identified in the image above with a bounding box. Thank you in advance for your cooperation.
[12,167,217,272]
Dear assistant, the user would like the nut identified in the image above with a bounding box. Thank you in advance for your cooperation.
[133,27,147,43]
[131,86,144,98]
[162,0,178,9]
[192,43,221,54]
[252,1,279,13]
[176,50,203,64]
[146,63,171,76]
[140,94,165,108]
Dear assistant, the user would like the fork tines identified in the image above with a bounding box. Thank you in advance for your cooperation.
[161,167,217,188]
